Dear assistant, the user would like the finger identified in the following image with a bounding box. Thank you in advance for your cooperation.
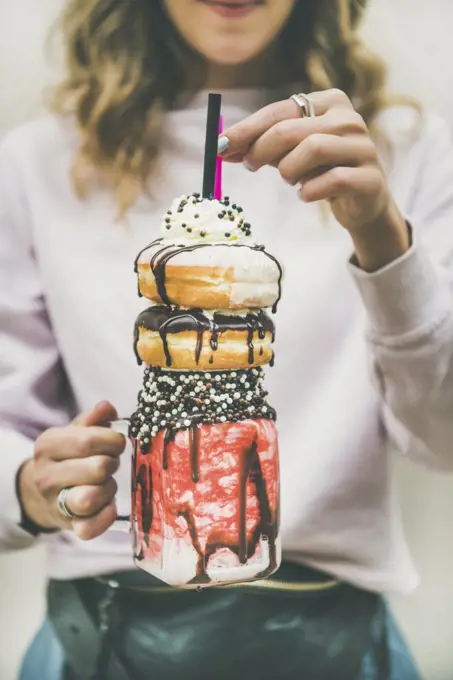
[72,502,117,541]
[64,478,118,518]
[72,401,118,427]
[278,135,377,186]
[243,106,369,171]
[220,89,354,159]
[34,455,121,496]
[299,165,383,204]
[36,425,126,462]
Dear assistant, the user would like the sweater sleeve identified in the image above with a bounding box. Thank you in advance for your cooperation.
[0,132,73,549]
[350,114,453,471]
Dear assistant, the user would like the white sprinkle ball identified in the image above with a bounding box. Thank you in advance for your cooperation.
[184,420,191,427]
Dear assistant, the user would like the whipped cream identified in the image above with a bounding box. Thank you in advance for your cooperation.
[161,194,254,245]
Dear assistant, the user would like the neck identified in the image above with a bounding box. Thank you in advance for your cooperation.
[204,47,281,90]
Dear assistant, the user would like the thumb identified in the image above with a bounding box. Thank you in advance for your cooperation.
[72,401,118,428]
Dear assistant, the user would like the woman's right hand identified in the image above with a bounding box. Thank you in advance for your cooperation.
[18,401,126,540]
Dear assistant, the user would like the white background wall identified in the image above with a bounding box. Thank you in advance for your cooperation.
[1,1,453,679]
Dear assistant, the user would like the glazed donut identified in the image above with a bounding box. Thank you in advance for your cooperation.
[135,240,282,311]
[134,306,275,371]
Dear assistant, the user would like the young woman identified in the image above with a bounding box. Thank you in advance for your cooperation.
[1,0,452,678]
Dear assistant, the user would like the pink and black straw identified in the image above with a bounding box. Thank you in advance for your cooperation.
[202,93,222,199]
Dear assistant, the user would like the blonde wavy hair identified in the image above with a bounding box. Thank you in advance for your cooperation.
[52,0,390,211]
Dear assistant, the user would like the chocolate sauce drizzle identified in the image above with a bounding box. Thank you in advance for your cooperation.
[134,240,283,313]
[133,424,278,583]
[189,424,201,483]
[134,306,274,368]
[132,462,153,547]
[183,435,277,583]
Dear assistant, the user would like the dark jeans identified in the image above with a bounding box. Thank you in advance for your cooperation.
[21,564,422,680]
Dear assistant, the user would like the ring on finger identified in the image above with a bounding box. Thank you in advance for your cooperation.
[290,93,316,119]
[57,487,83,520]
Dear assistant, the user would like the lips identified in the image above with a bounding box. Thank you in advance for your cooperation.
[201,1,263,5]
[200,0,264,9]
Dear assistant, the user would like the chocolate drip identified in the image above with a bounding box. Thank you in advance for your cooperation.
[259,346,264,356]
[195,328,204,365]
[133,325,142,366]
[189,424,201,483]
[134,462,153,547]
[238,439,256,563]
[163,428,175,470]
[135,240,282,312]
[179,508,210,584]
[270,351,275,368]
[179,433,278,584]
[246,320,255,365]
[210,323,219,351]
[134,238,163,299]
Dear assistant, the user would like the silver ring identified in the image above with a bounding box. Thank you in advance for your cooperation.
[290,93,316,118]
[57,487,79,519]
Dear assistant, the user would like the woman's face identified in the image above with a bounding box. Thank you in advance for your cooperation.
[163,0,297,66]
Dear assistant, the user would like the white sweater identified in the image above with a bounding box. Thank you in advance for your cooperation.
[1,90,453,592]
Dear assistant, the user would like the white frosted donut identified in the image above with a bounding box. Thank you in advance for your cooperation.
[136,241,282,310]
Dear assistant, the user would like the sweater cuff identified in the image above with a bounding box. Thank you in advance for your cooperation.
[0,428,39,548]
[348,238,447,337]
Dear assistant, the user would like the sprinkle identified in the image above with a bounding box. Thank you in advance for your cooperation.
[184,419,191,427]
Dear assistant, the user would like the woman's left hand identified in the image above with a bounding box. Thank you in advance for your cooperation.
[219,89,410,271]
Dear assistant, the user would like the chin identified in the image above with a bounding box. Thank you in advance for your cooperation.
[201,38,265,66]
